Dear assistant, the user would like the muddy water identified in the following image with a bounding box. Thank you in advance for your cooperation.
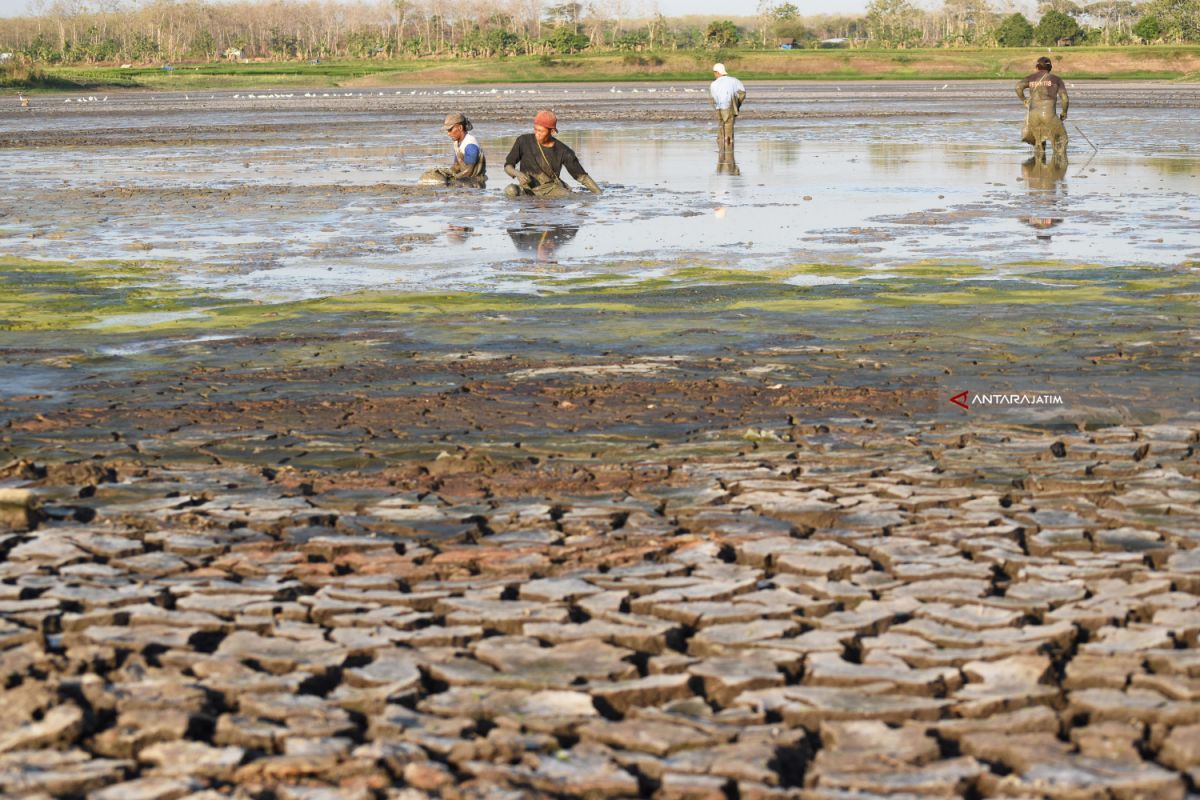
[1,82,1198,433]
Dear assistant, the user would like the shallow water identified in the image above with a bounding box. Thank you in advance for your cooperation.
[3,84,1197,302]
[1,82,1197,424]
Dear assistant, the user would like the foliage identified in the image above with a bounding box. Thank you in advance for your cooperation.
[705,20,740,48]
[866,0,922,46]
[996,12,1035,46]
[1134,14,1162,39]
[1141,0,1200,42]
[1035,9,1083,43]
[542,27,590,54]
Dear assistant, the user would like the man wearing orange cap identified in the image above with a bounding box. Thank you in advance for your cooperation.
[503,110,602,198]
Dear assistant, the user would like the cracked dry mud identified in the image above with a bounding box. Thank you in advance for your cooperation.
[2,373,1199,799]
[2,82,1200,799]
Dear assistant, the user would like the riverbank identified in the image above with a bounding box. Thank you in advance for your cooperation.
[6,45,1200,92]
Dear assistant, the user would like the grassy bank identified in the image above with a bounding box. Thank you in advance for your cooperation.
[10,45,1200,91]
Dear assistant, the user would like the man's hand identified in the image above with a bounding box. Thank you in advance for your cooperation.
[579,175,602,195]
[515,171,532,187]
[1060,112,1067,121]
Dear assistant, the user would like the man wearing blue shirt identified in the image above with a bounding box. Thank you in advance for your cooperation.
[709,63,746,150]
[419,112,487,188]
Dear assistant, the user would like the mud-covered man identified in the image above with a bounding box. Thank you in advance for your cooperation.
[710,63,746,150]
[1016,57,1069,157]
[418,112,487,188]
[503,111,602,199]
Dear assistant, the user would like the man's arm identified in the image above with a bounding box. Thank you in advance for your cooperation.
[562,147,601,193]
[504,138,531,185]
[1059,81,1069,120]
[1015,79,1029,106]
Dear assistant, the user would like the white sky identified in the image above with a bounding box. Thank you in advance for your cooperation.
[0,0,873,20]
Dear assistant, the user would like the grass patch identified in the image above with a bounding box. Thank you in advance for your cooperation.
[20,45,1200,92]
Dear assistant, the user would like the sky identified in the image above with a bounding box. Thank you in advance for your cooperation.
[0,0,872,20]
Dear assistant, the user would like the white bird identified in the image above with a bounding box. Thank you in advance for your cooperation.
[940,84,948,90]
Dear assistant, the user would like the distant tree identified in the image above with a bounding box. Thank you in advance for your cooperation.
[543,25,588,52]
[1035,8,1082,42]
[866,0,922,46]
[1141,0,1200,41]
[705,19,739,47]
[996,12,1035,44]
[1133,12,1162,38]
[1038,0,1083,17]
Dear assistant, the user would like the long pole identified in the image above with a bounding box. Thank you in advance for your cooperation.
[1072,122,1098,152]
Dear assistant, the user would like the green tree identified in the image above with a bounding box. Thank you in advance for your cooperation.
[996,12,1035,45]
[543,26,589,52]
[1141,0,1200,41]
[1035,8,1082,42]
[866,0,921,46]
[705,20,740,47]
[1133,13,1162,38]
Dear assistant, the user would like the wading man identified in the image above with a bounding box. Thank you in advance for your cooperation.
[1016,57,1069,158]
[710,63,746,150]
[503,111,602,198]
[418,112,487,188]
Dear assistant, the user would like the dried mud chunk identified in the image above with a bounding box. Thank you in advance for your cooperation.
[89,709,193,759]
[578,719,716,757]
[688,619,800,656]
[655,772,731,800]
[139,741,245,780]
[0,704,85,753]
[735,686,950,727]
[591,673,694,714]
[87,776,204,800]
[985,754,1184,799]
[215,630,347,674]
[688,658,785,707]
[952,656,1058,717]
[1070,721,1144,762]
[521,744,640,797]
[0,748,132,796]
[803,652,961,696]
[472,637,638,688]
[1159,723,1200,770]
[436,597,570,634]
[807,756,985,796]
[957,731,1071,772]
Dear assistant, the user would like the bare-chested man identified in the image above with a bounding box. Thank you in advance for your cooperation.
[1016,56,1069,157]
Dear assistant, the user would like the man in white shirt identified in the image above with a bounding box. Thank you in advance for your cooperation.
[709,63,746,150]
[418,112,487,188]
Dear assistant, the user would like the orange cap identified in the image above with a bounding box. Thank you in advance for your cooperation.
[534,110,558,131]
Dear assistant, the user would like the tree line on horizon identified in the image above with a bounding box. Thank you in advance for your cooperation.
[0,0,1196,67]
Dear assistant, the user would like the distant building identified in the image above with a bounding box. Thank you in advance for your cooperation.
[778,38,796,49]
[819,38,849,48]
[224,47,246,61]
[1056,36,1074,46]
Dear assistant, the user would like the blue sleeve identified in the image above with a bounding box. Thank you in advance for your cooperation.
[463,144,480,165]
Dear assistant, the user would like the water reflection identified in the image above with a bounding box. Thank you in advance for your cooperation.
[716,149,740,176]
[1021,154,1069,194]
[508,223,579,262]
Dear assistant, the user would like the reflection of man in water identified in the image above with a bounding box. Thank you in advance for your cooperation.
[1016,57,1069,157]
[710,63,746,150]
[717,149,740,176]
[418,113,487,188]
[507,224,579,262]
[1020,153,1067,231]
[503,111,602,199]
[1021,154,1068,192]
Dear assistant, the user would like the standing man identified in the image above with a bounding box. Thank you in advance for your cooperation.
[418,112,487,188]
[710,63,746,150]
[503,111,602,198]
[1016,56,1069,158]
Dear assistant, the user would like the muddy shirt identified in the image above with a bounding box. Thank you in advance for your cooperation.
[1017,71,1067,107]
[452,132,486,178]
[504,133,586,183]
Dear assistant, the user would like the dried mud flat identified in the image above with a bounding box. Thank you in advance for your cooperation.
[2,84,1200,799]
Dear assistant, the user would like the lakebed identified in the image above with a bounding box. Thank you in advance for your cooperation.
[0,82,1198,798]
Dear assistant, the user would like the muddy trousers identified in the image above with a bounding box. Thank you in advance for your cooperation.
[716,108,736,149]
[1021,110,1068,157]
[503,176,570,199]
